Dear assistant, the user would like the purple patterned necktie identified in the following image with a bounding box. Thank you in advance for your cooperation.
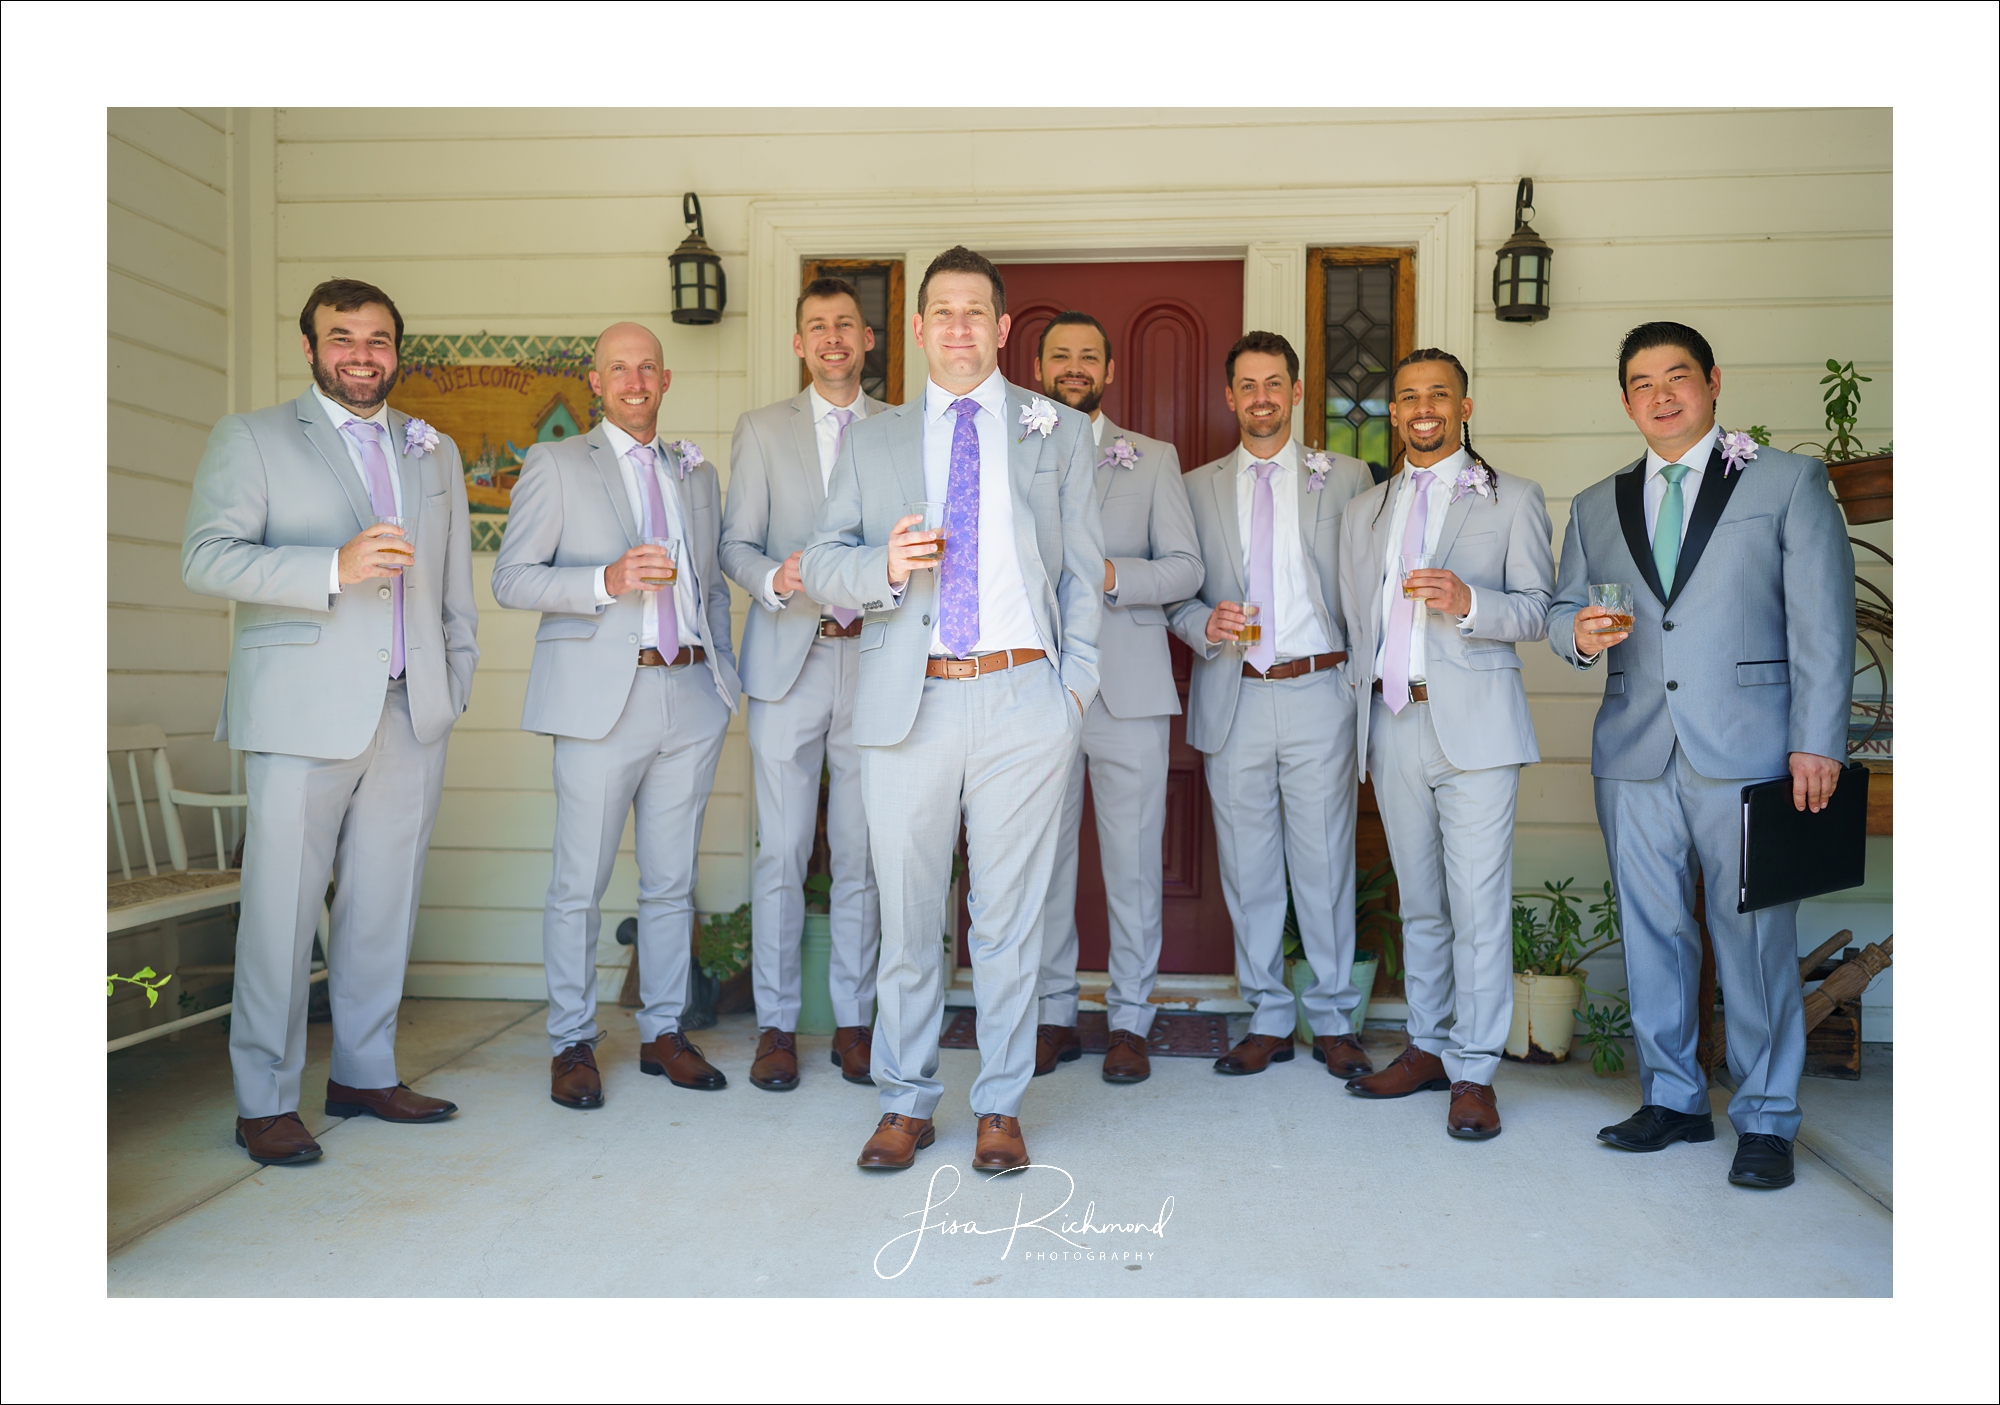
[341,419,404,677]
[631,442,681,654]
[936,398,983,656]
[1381,468,1436,713]
[825,407,858,628]
[1245,460,1278,675]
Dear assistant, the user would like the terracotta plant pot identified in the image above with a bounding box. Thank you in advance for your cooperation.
[1504,972,1582,1063]
[1827,454,1892,525]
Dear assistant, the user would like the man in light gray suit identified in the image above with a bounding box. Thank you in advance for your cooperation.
[1550,322,1853,1190]
[721,276,889,1092]
[1168,332,1373,1079]
[1339,349,1553,1140]
[183,279,478,1166]
[801,246,1102,1173]
[1028,311,1202,1085]
[492,321,741,1111]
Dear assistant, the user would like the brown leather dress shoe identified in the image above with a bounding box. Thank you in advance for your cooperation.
[749,1028,800,1091]
[1312,1033,1374,1079]
[1447,1081,1502,1140]
[856,1112,935,1170]
[830,1025,875,1084]
[1214,1032,1295,1075]
[1345,1043,1452,1098]
[1033,1024,1082,1076]
[550,1042,603,1109]
[1102,1028,1152,1084]
[325,1080,458,1122]
[235,1112,322,1166]
[639,1031,727,1090]
[972,1113,1030,1170]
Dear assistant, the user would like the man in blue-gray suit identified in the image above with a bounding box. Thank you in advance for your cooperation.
[1550,322,1853,1191]
[801,246,1103,1173]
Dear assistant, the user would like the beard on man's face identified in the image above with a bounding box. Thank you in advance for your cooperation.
[1047,380,1104,416]
[314,350,394,410]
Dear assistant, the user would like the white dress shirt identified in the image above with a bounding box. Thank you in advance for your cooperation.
[316,386,404,596]
[591,420,704,652]
[761,384,866,615]
[1643,422,1720,545]
[1372,448,1480,683]
[1090,414,1106,446]
[1233,437,1332,661]
[918,370,1042,656]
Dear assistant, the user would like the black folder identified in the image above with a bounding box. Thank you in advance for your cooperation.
[1738,763,1870,913]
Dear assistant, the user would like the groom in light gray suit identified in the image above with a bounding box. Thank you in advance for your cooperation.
[1551,322,1853,1191]
[1339,349,1553,1140]
[721,276,889,1092]
[1028,311,1202,1086]
[801,246,1102,1174]
[183,279,478,1167]
[493,322,740,1112]
[1168,332,1372,1079]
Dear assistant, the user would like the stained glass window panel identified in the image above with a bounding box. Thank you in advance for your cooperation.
[1320,264,1397,476]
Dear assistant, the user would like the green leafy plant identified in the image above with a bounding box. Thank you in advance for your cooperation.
[108,968,173,1007]
[804,872,832,915]
[1281,859,1404,979]
[1746,425,1772,447]
[1511,878,1620,977]
[695,903,752,983]
[1578,988,1634,1075]
[1791,358,1889,463]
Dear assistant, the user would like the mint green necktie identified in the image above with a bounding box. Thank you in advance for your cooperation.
[1652,462,1693,593]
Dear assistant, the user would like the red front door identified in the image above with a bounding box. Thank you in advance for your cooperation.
[996,260,1243,975]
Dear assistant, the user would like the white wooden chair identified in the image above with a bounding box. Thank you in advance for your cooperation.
[107,724,245,934]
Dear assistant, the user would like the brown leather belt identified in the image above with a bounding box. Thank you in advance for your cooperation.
[817,617,863,639]
[638,646,706,668]
[925,648,1046,680]
[1243,650,1345,681]
[1373,679,1429,702]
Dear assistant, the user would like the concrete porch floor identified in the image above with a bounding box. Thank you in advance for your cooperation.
[108,1000,1890,1297]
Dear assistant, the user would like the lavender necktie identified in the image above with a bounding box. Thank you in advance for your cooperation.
[631,443,681,654]
[1381,468,1437,713]
[937,398,982,657]
[341,419,404,678]
[1245,460,1278,675]
[825,407,858,628]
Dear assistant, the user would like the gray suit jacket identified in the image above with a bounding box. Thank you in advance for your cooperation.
[491,423,740,738]
[798,378,1105,748]
[719,387,889,701]
[1092,418,1203,719]
[1339,465,1554,775]
[1547,443,1854,781]
[1167,446,1372,754]
[182,391,479,760]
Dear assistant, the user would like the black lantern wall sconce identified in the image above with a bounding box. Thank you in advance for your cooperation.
[1492,178,1553,323]
[670,192,726,325]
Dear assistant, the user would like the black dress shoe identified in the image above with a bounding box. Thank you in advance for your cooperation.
[1728,1133,1796,1189]
[1597,1104,1716,1151]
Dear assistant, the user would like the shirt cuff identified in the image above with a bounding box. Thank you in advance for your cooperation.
[1455,586,1478,633]
[329,551,342,595]
[759,565,791,613]
[889,578,906,601]
[593,566,615,607]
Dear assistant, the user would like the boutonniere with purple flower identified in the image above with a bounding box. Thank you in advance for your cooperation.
[1303,449,1334,492]
[1448,460,1495,504]
[1018,396,1060,441]
[666,438,705,480]
[1717,429,1758,476]
[402,417,439,458]
[1096,436,1142,470]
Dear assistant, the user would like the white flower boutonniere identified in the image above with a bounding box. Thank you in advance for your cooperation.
[1018,397,1059,441]
[1718,429,1758,477]
[403,418,440,458]
[667,438,705,480]
[1303,449,1334,492]
[1097,436,1142,470]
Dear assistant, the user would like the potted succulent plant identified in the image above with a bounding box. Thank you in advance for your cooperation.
[1506,878,1621,1063]
[683,903,751,1030]
[1758,357,1891,524]
[1284,859,1401,1043]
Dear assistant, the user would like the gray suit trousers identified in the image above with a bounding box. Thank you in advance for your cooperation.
[861,660,1079,1119]
[1596,743,1806,1137]
[1369,695,1519,1084]
[544,663,729,1053]
[747,633,880,1030]
[1205,670,1360,1038]
[230,680,447,1117]
[1037,702,1170,1033]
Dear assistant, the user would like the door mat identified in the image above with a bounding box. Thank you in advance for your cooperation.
[939,1009,1231,1058]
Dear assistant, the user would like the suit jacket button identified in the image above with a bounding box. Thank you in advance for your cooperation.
[1666,680,1679,690]
[922,614,931,626]
[378,649,390,662]
[379,587,392,600]
[628,634,639,644]
[1663,620,1675,631]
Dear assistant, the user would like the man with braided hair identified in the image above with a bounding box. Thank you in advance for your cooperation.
[1337,348,1553,1139]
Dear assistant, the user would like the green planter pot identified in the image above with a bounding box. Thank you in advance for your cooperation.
[1287,953,1378,1045]
[797,913,836,1036]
